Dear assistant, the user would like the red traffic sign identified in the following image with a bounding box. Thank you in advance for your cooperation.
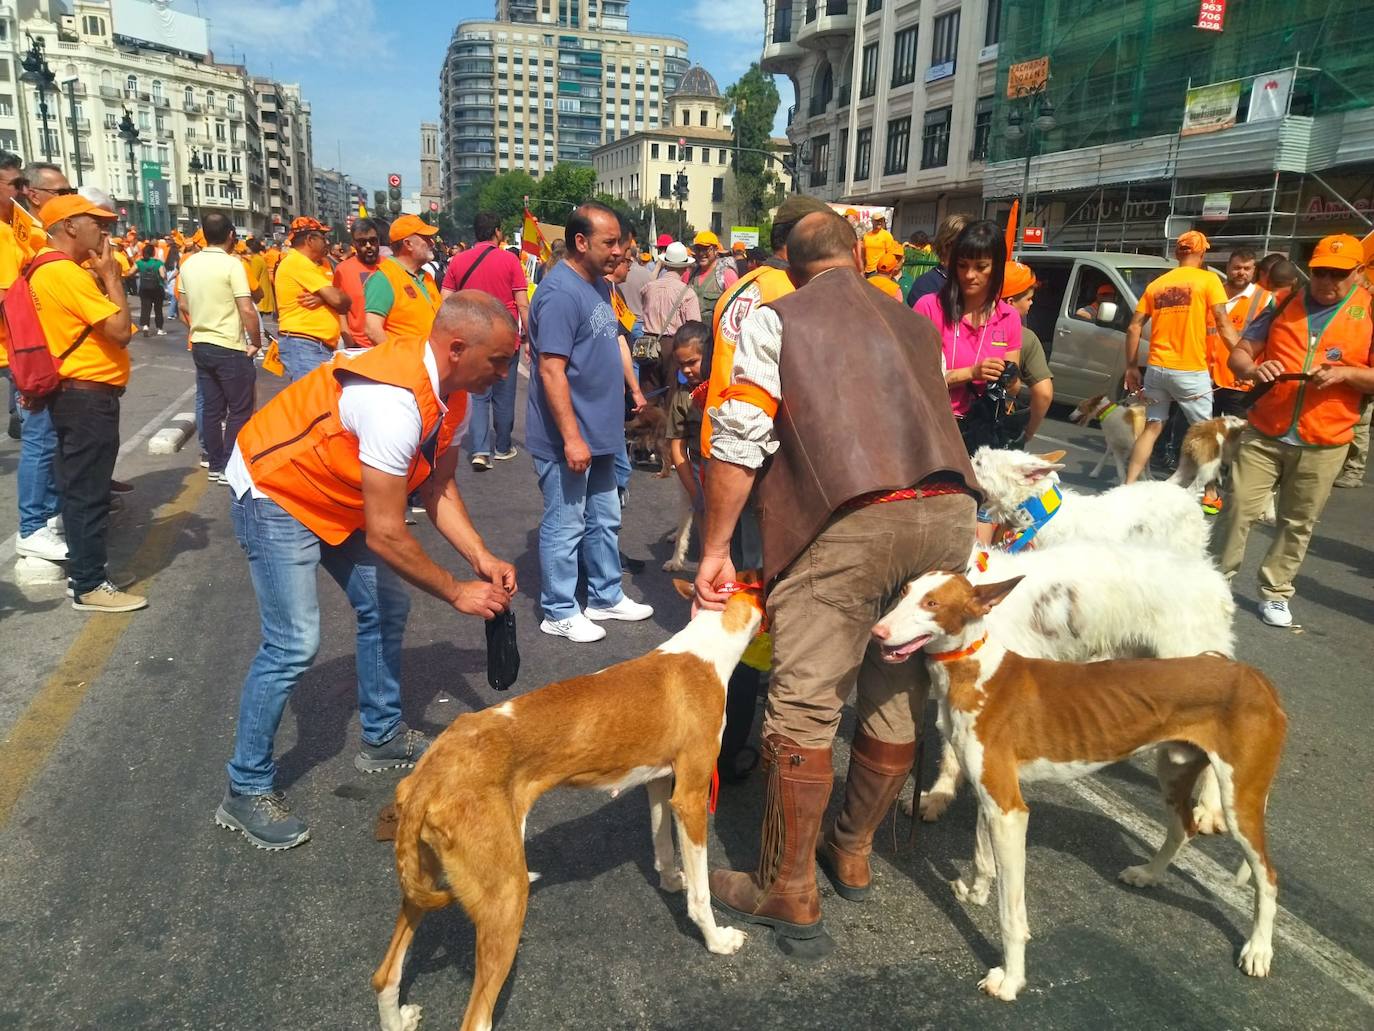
[1022,226,1045,245]
[429,201,439,212]
[387,173,401,188]
[119,206,127,215]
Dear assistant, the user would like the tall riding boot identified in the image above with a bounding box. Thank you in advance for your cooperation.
[710,734,833,939]
[817,731,916,901]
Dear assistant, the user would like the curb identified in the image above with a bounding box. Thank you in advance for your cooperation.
[15,555,66,586]
[148,412,197,455]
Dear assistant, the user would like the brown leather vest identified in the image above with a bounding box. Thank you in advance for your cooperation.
[757,267,980,585]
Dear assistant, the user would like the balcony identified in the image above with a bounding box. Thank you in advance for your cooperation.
[798,0,854,50]
[158,128,175,141]
[99,85,120,99]
[67,82,87,97]
[762,4,805,73]
[155,96,170,108]
[67,152,95,170]
[65,117,91,133]
[184,102,203,114]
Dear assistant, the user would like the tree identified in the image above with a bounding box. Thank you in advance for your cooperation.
[439,174,491,243]
[478,170,537,234]
[529,163,597,225]
[725,63,782,229]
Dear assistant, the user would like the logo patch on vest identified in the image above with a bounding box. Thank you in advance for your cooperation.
[404,285,418,299]
[1349,306,1366,320]
[1326,348,1344,362]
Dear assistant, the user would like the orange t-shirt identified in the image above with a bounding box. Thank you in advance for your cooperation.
[1136,265,1227,372]
[0,221,22,366]
[332,255,380,341]
[30,250,127,386]
[867,273,903,300]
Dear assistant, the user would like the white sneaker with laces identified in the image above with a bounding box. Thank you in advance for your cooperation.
[16,526,68,562]
[1259,600,1293,628]
[586,596,654,622]
[156,329,167,336]
[539,613,607,643]
[47,514,65,538]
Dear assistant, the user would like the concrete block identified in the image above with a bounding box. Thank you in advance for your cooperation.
[148,412,197,455]
[15,554,66,586]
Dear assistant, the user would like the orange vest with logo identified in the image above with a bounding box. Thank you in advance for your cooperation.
[701,264,794,457]
[377,258,441,344]
[1207,286,1271,390]
[236,337,468,543]
[1248,287,1372,447]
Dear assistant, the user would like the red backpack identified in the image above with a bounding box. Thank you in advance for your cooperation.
[2,251,92,400]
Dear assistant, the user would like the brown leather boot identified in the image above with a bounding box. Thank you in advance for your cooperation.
[710,734,833,939]
[817,732,916,901]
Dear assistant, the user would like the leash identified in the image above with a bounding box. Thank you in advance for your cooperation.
[1240,373,1310,411]
[1002,484,1063,553]
[928,635,988,663]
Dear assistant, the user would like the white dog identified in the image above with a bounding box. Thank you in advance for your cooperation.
[971,447,1211,559]
[906,543,1234,833]
[1070,395,1148,483]
[661,494,697,573]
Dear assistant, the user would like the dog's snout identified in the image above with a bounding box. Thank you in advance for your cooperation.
[872,624,890,641]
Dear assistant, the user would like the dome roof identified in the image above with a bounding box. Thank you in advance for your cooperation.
[672,65,721,99]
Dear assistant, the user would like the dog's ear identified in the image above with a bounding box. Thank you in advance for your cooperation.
[671,578,695,600]
[1021,454,1065,482]
[1036,449,1067,464]
[969,576,1023,615]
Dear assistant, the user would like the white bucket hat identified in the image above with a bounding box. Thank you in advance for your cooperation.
[659,241,693,268]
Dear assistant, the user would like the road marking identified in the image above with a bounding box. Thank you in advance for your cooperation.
[0,383,196,569]
[1029,432,1084,452]
[0,469,210,829]
[1071,778,1374,1008]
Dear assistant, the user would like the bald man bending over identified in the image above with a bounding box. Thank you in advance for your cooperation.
[216,292,520,851]
[697,211,983,942]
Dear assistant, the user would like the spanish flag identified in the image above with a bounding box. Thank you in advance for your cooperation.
[522,208,551,263]
[359,201,368,218]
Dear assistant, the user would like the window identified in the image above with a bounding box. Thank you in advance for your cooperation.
[891,28,916,87]
[837,128,848,182]
[217,153,228,171]
[985,0,1002,47]
[711,177,724,202]
[718,148,727,164]
[668,144,676,160]
[681,108,690,126]
[860,44,878,99]
[206,89,216,111]
[684,146,693,162]
[125,75,138,96]
[809,133,829,187]
[921,106,951,168]
[215,122,227,141]
[184,85,194,106]
[972,96,993,161]
[659,172,671,199]
[104,112,117,130]
[866,0,881,12]
[883,116,910,175]
[228,94,237,113]
[699,109,708,127]
[151,80,163,102]
[931,11,960,69]
[854,126,872,179]
[651,142,659,159]
[0,94,10,118]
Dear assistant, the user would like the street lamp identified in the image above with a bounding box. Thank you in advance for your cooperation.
[226,174,239,219]
[20,34,57,163]
[61,78,83,186]
[188,149,204,225]
[1004,96,1056,254]
[117,107,142,235]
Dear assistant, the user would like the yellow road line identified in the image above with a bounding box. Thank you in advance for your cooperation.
[0,470,210,828]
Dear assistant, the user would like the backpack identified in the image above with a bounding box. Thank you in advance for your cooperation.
[1,251,92,400]
[138,260,162,293]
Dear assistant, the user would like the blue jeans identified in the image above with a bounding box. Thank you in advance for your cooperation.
[533,453,625,621]
[226,491,411,795]
[278,333,335,383]
[467,367,519,457]
[614,442,631,491]
[18,403,61,536]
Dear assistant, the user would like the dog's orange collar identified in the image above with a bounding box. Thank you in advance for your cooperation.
[930,635,988,663]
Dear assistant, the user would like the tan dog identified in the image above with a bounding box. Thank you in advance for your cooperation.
[372,588,766,1031]
[1071,394,1148,483]
[625,403,671,477]
[872,572,1286,1002]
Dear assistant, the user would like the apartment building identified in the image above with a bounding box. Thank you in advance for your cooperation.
[763,0,1003,236]
[439,0,689,202]
[253,77,315,231]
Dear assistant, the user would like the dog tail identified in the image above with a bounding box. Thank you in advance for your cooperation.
[394,780,457,910]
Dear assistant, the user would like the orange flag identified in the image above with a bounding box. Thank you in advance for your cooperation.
[521,207,550,263]
[1005,199,1020,256]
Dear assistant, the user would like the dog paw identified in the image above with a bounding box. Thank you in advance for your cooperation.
[1192,804,1227,836]
[952,878,990,906]
[1239,938,1273,978]
[399,1003,423,1031]
[659,869,685,893]
[978,967,1024,1001]
[918,789,953,822]
[653,470,671,479]
[706,925,748,955]
[1117,864,1159,888]
[661,558,685,572]
[527,871,542,883]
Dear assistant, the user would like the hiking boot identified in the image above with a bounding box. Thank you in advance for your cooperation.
[72,580,148,612]
[817,733,916,901]
[16,526,68,562]
[710,735,833,939]
[215,789,311,850]
[355,723,431,773]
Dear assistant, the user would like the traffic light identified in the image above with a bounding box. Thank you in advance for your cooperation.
[674,173,689,202]
[373,189,387,214]
[387,173,402,216]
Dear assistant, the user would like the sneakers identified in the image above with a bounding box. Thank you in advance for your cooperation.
[471,454,492,471]
[156,329,167,337]
[16,526,68,562]
[1259,600,1293,628]
[355,723,431,773]
[1333,473,1365,489]
[72,580,148,612]
[47,514,65,537]
[540,612,608,643]
[199,453,211,469]
[215,789,311,850]
[586,596,654,622]
[67,570,135,598]
[493,446,519,461]
[109,478,135,495]
[208,470,229,484]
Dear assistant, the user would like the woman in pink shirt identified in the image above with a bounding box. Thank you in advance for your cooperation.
[914,220,1021,421]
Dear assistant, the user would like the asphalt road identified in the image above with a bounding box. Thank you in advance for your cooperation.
[1,321,1371,1030]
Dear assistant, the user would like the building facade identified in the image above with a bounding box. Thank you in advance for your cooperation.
[419,121,440,207]
[593,65,791,237]
[439,0,690,202]
[764,0,1003,238]
[253,77,315,232]
[313,166,351,231]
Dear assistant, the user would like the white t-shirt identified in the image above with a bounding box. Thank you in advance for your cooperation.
[225,345,461,500]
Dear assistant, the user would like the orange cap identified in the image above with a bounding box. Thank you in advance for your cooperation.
[731,240,747,253]
[1361,229,1374,266]
[38,194,117,229]
[1176,230,1210,253]
[191,228,207,247]
[289,215,330,235]
[876,251,903,275]
[1309,233,1364,272]
[388,213,440,243]
[1001,260,1040,298]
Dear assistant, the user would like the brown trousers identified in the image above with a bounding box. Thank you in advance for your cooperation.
[762,493,977,749]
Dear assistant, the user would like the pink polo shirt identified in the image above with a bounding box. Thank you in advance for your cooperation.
[914,294,1022,416]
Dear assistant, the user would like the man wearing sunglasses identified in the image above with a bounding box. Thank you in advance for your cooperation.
[274,216,351,381]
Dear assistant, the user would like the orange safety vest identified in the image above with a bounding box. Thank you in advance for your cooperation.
[701,263,794,457]
[376,258,441,345]
[236,337,468,544]
[1248,286,1372,447]
[1207,285,1271,390]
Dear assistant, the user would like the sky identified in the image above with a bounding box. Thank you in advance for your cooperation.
[173,0,785,196]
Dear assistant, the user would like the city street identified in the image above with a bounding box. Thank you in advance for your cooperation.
[1,321,1371,1030]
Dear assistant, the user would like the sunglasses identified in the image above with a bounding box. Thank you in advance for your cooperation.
[32,186,78,196]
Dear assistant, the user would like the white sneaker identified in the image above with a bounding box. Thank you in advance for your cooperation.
[156,329,167,336]
[493,447,519,461]
[540,613,607,643]
[1259,600,1293,628]
[16,526,68,562]
[586,596,654,622]
[471,454,492,471]
[47,514,65,538]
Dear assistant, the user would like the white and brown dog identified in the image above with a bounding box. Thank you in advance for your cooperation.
[1071,394,1149,483]
[1169,414,1249,501]
[372,587,766,1031]
[873,572,1286,1002]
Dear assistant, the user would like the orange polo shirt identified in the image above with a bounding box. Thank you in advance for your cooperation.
[30,249,128,386]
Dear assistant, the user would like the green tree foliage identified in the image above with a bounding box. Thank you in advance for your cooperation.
[530,164,598,224]
[437,164,603,243]
[725,64,782,229]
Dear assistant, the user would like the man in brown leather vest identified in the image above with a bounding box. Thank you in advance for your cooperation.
[695,210,980,943]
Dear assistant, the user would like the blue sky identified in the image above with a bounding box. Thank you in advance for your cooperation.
[175,0,784,195]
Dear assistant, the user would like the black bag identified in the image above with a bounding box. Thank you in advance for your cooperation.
[958,361,1026,454]
[138,262,163,293]
[485,609,521,691]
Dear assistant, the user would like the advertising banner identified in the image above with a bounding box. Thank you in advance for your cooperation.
[1247,68,1295,123]
[828,204,894,237]
[1196,0,1226,32]
[729,227,760,248]
[1007,56,1050,99]
[1181,81,1241,136]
